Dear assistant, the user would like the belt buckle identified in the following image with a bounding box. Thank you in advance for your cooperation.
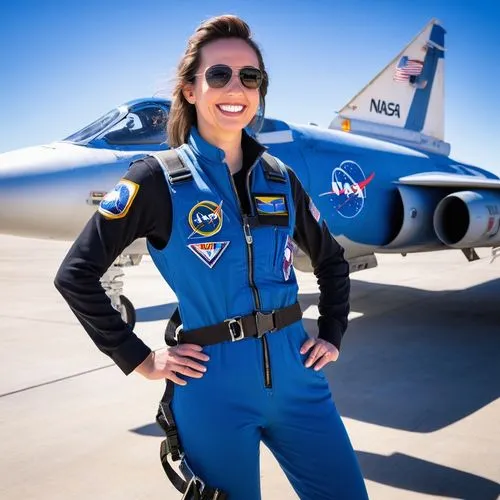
[226,317,244,341]
[180,459,205,495]
[255,311,275,338]
[183,476,205,496]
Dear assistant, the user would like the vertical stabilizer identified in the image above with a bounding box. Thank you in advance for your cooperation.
[330,20,449,155]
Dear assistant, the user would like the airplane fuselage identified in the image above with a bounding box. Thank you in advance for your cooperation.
[1,112,498,263]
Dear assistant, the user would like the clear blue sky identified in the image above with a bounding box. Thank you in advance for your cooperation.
[1,0,499,173]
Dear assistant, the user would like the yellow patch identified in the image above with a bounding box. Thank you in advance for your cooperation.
[255,195,287,215]
[98,179,139,220]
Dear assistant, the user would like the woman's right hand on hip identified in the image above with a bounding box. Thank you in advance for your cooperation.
[134,344,209,385]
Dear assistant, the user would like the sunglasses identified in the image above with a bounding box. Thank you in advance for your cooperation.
[198,64,264,90]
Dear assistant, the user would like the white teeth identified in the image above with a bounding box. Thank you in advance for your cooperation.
[218,104,244,113]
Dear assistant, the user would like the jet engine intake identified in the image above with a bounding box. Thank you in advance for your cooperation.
[382,184,445,251]
[433,190,500,248]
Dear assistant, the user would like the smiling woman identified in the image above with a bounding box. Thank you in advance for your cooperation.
[54,14,368,500]
[180,37,262,160]
[167,16,268,156]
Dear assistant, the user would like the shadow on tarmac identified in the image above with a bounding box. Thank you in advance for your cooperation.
[134,278,500,498]
[131,422,163,437]
[300,278,500,433]
[136,278,500,434]
[357,451,500,500]
[136,302,178,322]
[130,426,500,499]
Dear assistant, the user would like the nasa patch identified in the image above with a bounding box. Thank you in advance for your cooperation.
[188,200,224,238]
[188,241,229,268]
[98,179,139,219]
[255,195,288,216]
[283,236,296,281]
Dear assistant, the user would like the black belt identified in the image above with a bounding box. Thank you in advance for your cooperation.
[170,302,302,346]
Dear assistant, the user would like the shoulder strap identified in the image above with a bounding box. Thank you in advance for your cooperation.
[261,152,286,184]
[151,149,193,184]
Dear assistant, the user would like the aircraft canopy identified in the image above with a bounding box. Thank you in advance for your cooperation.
[63,100,169,147]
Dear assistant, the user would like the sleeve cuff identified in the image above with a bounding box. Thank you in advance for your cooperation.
[317,317,345,351]
[111,334,152,375]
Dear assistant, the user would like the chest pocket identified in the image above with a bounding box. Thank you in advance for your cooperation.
[252,153,296,282]
[251,193,291,280]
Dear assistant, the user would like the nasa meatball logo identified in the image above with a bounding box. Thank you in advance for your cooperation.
[188,200,224,238]
[319,160,375,218]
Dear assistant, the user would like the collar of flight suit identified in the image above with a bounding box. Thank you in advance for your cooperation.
[187,126,266,171]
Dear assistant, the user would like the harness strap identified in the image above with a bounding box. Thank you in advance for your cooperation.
[152,149,193,184]
[261,152,286,183]
[169,302,302,346]
[152,149,285,186]
[156,382,227,500]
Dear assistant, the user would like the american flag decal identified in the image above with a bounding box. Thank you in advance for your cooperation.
[393,56,424,82]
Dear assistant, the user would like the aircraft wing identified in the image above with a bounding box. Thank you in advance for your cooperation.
[397,172,500,189]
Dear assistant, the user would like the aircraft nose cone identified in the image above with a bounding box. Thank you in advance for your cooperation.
[0,144,98,239]
[0,145,54,175]
[0,142,131,240]
[0,147,52,238]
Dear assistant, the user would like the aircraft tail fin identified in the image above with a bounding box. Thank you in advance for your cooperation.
[330,19,449,155]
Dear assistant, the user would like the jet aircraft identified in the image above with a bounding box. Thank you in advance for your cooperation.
[1,19,499,326]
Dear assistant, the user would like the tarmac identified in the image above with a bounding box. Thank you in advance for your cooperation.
[0,234,499,500]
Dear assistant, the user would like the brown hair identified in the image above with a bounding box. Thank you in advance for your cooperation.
[167,15,269,148]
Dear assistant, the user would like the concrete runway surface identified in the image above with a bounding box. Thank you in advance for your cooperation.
[0,234,499,500]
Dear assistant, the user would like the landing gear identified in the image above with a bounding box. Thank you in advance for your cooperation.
[461,247,480,262]
[100,254,143,329]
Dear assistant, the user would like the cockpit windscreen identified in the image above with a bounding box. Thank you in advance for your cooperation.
[64,109,121,144]
[101,105,168,145]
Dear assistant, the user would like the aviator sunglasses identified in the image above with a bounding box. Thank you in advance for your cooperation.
[197,64,264,90]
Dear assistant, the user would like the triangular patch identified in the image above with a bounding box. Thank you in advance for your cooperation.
[187,241,230,268]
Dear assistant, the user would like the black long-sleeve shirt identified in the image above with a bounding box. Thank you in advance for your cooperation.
[54,136,350,375]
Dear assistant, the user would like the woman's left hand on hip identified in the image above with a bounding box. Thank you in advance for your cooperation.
[300,338,339,371]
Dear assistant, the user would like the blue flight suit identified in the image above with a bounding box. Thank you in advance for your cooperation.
[147,127,368,500]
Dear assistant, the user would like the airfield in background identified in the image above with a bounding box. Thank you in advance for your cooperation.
[0,234,499,499]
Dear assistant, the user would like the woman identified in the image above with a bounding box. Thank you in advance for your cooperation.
[55,14,368,500]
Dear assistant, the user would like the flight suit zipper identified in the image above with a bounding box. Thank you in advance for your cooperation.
[226,158,272,389]
[242,218,271,389]
[245,164,272,389]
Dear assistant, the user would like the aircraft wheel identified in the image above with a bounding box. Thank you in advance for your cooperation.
[119,294,136,329]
